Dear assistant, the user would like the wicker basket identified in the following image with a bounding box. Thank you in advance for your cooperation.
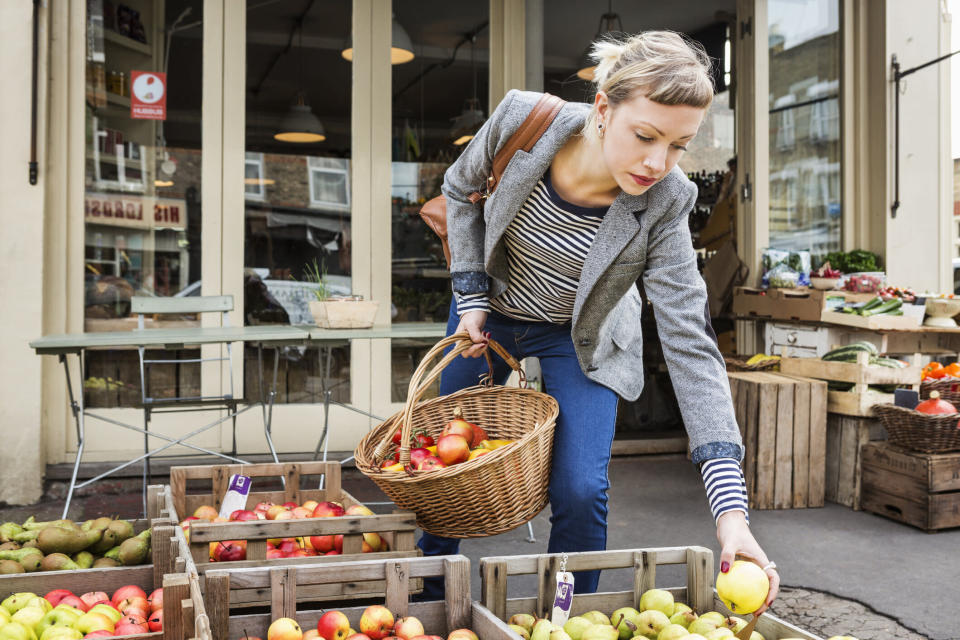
[354,333,559,538]
[872,403,960,453]
[919,378,960,407]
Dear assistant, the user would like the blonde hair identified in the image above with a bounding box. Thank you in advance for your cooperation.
[585,31,714,135]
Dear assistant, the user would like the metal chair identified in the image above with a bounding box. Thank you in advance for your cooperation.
[133,295,254,512]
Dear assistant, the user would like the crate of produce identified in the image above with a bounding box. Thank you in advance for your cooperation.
[778,343,921,417]
[0,521,203,640]
[733,287,838,323]
[478,547,820,640]
[860,442,960,531]
[727,371,827,509]
[201,554,516,640]
[823,414,886,510]
[170,462,419,596]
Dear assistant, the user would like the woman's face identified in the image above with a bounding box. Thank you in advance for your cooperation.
[596,91,705,195]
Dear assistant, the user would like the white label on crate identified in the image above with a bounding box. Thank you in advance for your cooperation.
[218,474,252,519]
[551,571,575,626]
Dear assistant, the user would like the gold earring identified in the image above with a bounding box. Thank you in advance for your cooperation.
[598,122,604,139]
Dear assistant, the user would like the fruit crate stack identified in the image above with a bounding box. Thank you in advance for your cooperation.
[0,508,209,640]
[478,547,820,640]
[169,462,420,605]
[727,372,827,510]
[200,554,516,640]
[778,342,921,418]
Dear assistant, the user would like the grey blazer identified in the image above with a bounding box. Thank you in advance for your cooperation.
[442,90,743,463]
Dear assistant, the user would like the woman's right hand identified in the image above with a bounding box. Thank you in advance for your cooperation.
[456,311,489,358]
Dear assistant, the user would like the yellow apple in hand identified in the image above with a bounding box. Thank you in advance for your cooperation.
[715,561,769,615]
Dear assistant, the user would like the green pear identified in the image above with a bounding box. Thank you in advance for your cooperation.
[668,611,696,628]
[671,604,692,616]
[531,618,555,640]
[2,594,39,616]
[687,618,718,636]
[581,612,611,627]
[88,605,122,625]
[749,633,765,640]
[722,617,747,632]
[39,628,82,640]
[638,590,674,617]
[25,599,50,615]
[704,629,734,640]
[550,629,572,640]
[509,614,537,634]
[72,612,114,635]
[683,636,709,640]
[0,607,12,624]
[656,624,689,640]
[36,609,82,637]
[609,608,640,640]
[699,613,725,626]
[509,625,530,640]
[580,625,619,640]
[563,617,593,640]
[633,610,670,640]
[11,606,45,632]
[0,621,38,640]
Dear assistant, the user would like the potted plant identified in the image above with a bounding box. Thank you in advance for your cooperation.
[303,259,379,328]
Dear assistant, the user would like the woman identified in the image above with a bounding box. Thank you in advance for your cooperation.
[422,31,779,612]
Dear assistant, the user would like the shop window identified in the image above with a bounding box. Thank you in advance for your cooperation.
[308,157,351,209]
[82,0,204,408]
[245,153,267,201]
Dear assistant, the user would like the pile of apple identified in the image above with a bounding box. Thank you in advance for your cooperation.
[247,604,480,640]
[180,500,388,562]
[0,586,161,640]
[380,407,515,472]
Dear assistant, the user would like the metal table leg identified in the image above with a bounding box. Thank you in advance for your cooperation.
[313,345,334,462]
[258,344,281,464]
[525,522,536,543]
[61,353,85,520]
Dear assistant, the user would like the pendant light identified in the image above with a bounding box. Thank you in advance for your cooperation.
[341,13,414,64]
[275,22,326,143]
[451,37,484,145]
[576,0,623,81]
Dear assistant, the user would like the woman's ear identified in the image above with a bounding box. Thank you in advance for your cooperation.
[594,90,609,123]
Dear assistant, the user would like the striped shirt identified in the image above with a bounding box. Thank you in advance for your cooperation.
[454,169,749,523]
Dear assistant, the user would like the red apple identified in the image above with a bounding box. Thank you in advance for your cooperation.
[289,549,316,557]
[311,501,346,518]
[291,507,313,519]
[147,610,163,632]
[111,586,147,608]
[393,617,424,640]
[253,501,275,514]
[416,456,446,471]
[118,596,148,612]
[347,635,372,640]
[436,434,470,465]
[274,510,294,521]
[74,592,104,611]
[361,532,382,553]
[359,605,394,640]
[316,610,351,640]
[408,448,431,469]
[122,607,150,622]
[303,631,321,640]
[281,501,298,509]
[213,540,247,562]
[146,589,162,614]
[334,535,343,553]
[301,500,319,512]
[441,414,475,443]
[114,622,149,636]
[60,595,89,612]
[268,618,303,640]
[447,630,479,640]
[410,636,444,640]
[229,509,259,522]
[266,505,289,520]
[345,504,374,517]
[309,535,335,553]
[192,505,218,521]
[44,589,74,607]
[325,550,341,555]
[121,613,147,626]
[266,548,284,559]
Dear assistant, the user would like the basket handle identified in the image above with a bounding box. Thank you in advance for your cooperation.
[374,332,524,465]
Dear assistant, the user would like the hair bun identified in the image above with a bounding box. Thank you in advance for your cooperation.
[589,38,627,87]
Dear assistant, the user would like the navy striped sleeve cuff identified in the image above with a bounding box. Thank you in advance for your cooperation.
[455,292,490,315]
[700,458,750,524]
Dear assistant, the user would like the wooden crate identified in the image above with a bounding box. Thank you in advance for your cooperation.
[0,522,204,640]
[860,443,960,531]
[170,462,419,602]
[779,352,921,417]
[824,415,887,510]
[728,372,828,509]
[478,548,820,640]
[201,555,517,640]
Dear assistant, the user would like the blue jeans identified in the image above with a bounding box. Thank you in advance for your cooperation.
[416,299,619,598]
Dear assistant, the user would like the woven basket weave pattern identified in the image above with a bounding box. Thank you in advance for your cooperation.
[872,403,960,453]
[919,379,960,407]
[354,335,559,538]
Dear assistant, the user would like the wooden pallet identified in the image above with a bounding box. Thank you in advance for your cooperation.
[779,352,921,417]
[202,555,516,640]
[478,548,820,640]
[823,415,886,510]
[860,443,960,531]
[728,371,828,509]
[169,462,419,603]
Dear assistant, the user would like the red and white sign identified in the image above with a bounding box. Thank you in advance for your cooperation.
[85,193,187,231]
[130,71,166,120]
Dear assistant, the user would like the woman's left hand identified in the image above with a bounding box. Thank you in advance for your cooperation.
[716,510,779,615]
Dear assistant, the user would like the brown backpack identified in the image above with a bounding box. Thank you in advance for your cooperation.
[419,93,566,267]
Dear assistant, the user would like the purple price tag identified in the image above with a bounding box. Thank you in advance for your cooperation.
[228,475,250,493]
